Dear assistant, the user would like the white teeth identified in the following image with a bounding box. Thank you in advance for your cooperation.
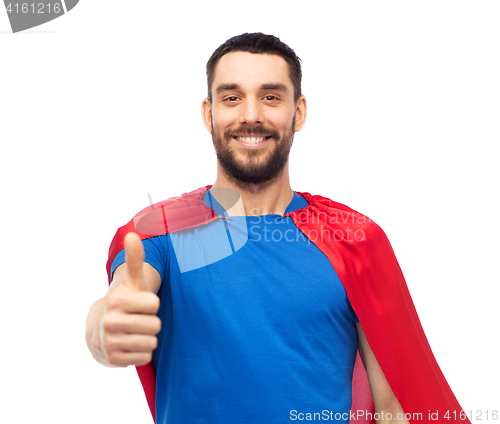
[236,136,266,143]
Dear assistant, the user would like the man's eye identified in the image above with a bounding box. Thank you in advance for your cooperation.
[264,96,278,101]
[225,97,239,102]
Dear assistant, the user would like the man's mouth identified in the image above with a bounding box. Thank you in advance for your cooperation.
[233,136,272,144]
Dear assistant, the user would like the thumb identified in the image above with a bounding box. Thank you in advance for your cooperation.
[124,232,145,291]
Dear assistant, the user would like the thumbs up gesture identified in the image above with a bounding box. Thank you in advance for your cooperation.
[86,233,162,367]
[123,232,148,291]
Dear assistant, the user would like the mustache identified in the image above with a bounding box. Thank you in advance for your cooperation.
[224,126,281,140]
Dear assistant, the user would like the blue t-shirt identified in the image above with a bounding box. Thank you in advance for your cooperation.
[111,190,359,424]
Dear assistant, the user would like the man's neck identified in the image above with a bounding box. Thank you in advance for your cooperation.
[211,163,294,217]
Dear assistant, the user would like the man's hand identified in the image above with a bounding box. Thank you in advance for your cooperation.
[86,233,162,367]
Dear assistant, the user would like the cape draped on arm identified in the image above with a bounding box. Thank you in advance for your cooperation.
[106,185,469,424]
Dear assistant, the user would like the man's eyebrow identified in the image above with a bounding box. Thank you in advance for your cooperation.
[260,83,289,92]
[215,83,240,94]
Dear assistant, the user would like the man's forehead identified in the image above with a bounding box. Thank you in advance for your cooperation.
[212,52,293,92]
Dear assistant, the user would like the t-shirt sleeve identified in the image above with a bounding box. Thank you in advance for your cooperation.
[353,309,359,323]
[346,297,359,323]
[109,235,169,283]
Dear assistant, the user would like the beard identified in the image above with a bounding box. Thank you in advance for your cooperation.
[211,115,295,191]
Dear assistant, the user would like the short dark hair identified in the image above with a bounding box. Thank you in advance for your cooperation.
[206,32,302,103]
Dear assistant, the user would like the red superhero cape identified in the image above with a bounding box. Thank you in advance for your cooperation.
[106,185,470,424]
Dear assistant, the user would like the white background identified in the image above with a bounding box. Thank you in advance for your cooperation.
[1,1,498,422]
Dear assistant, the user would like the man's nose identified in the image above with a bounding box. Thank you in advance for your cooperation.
[238,98,264,125]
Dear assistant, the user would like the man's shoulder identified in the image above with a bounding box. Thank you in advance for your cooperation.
[136,185,212,216]
[292,191,388,243]
[131,185,214,236]
[107,185,213,281]
[293,191,375,222]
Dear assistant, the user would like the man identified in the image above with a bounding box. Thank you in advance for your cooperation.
[86,33,468,424]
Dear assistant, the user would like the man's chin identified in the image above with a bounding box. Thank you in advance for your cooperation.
[223,168,284,190]
[213,130,293,189]
[217,152,289,189]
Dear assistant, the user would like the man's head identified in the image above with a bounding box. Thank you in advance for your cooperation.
[206,33,302,104]
[202,33,307,191]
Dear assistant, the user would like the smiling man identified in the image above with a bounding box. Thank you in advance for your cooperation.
[204,50,302,194]
[86,33,470,424]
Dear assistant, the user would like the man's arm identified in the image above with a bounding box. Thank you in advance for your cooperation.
[85,233,162,367]
[356,323,409,424]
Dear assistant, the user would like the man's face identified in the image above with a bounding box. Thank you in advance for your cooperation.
[203,52,306,187]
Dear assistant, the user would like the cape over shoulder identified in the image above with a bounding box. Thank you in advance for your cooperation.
[287,191,469,424]
[106,185,469,424]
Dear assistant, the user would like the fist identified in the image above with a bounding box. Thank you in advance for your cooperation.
[100,233,162,367]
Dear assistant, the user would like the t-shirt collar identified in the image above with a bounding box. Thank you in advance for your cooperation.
[204,188,308,217]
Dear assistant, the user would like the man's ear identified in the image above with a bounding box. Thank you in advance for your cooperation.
[294,95,307,132]
[201,98,213,133]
